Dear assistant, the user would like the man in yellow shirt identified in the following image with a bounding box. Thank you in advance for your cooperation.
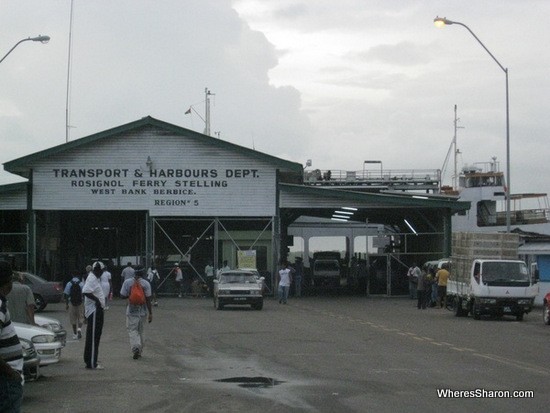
[436,264,450,309]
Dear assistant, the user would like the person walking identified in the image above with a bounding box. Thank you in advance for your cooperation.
[119,267,153,360]
[278,262,294,304]
[121,262,135,283]
[63,274,84,340]
[82,262,106,370]
[7,272,36,325]
[147,264,160,306]
[0,260,24,413]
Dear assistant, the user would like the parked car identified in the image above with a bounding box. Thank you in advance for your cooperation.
[213,270,264,310]
[238,267,265,295]
[20,338,40,382]
[13,322,63,366]
[15,271,63,311]
[543,292,550,325]
[35,314,67,347]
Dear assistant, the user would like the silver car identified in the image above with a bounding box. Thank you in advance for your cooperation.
[213,270,264,310]
[13,322,63,366]
[35,314,67,347]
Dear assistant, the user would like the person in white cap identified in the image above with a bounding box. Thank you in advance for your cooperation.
[82,262,106,370]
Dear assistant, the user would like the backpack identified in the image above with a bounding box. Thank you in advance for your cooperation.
[128,279,146,305]
[69,280,83,306]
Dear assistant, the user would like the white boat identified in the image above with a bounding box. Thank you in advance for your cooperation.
[442,158,550,235]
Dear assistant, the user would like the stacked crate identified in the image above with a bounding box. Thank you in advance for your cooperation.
[450,232,519,288]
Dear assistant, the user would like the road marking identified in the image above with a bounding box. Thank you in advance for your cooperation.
[291,301,549,376]
[472,352,550,376]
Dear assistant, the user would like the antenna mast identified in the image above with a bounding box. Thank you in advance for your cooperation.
[65,0,75,142]
[453,105,458,189]
[204,88,214,136]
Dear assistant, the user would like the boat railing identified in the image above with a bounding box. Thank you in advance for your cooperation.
[303,169,441,190]
[494,208,549,225]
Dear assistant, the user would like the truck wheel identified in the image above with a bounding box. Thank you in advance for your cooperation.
[544,302,550,325]
[453,298,464,317]
[515,313,524,321]
[215,297,224,310]
[252,301,263,311]
[472,300,481,320]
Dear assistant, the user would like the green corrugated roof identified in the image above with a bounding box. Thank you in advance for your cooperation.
[4,116,303,178]
[280,183,470,213]
[0,182,27,194]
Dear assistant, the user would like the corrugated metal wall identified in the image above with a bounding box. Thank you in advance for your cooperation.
[30,126,277,216]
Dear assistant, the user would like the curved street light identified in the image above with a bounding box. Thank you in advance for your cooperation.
[0,35,50,65]
[434,16,511,233]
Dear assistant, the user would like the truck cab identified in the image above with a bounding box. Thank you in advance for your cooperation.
[460,259,538,320]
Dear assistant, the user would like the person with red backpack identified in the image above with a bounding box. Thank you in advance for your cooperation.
[119,266,152,360]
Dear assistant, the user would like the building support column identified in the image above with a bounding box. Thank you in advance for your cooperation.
[145,212,153,269]
[26,173,36,273]
[444,211,452,258]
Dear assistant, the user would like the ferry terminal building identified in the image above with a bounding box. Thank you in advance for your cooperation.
[0,116,469,295]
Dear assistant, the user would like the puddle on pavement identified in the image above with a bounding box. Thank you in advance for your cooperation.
[215,376,285,388]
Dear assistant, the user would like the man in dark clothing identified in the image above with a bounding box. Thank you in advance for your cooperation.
[82,262,106,370]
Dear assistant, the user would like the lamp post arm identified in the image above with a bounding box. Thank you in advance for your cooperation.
[451,20,511,232]
[0,38,31,64]
[452,21,507,74]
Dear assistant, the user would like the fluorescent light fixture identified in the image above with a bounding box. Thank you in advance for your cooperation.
[332,214,350,220]
[404,219,418,235]
[335,210,354,215]
[412,195,429,200]
[341,207,358,211]
[331,217,349,222]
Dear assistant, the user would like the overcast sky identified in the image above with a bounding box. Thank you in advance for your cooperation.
[1,0,549,198]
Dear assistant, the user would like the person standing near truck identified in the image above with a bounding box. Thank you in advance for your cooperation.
[407,264,419,299]
[416,268,427,310]
[436,264,450,309]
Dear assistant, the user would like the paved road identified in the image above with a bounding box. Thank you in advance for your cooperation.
[22,295,549,412]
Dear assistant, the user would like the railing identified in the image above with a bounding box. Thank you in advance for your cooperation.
[303,169,441,189]
[495,209,549,226]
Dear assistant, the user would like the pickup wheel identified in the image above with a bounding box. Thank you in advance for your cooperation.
[544,301,550,325]
[214,297,224,310]
[252,301,263,311]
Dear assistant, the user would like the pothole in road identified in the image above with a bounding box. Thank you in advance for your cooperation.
[215,376,285,388]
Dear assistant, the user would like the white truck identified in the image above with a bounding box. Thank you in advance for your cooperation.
[312,259,341,287]
[448,232,538,321]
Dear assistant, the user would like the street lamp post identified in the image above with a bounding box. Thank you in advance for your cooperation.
[0,35,50,65]
[434,16,511,233]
